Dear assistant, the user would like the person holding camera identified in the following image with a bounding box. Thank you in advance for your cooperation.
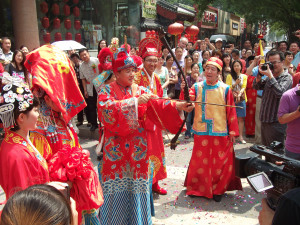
[253,51,292,147]
[277,82,300,159]
[258,188,300,225]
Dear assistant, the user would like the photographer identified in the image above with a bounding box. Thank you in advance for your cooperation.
[259,188,300,225]
[277,83,300,159]
[253,51,292,147]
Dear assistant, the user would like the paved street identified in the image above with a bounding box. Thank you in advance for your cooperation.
[0,128,264,224]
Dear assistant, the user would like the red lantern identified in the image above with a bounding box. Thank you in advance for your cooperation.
[65,32,72,40]
[75,33,81,42]
[52,3,60,16]
[146,30,151,37]
[41,17,50,29]
[73,0,79,4]
[43,33,51,43]
[63,4,70,16]
[40,1,48,14]
[168,22,184,46]
[73,6,80,17]
[64,19,71,30]
[185,25,199,41]
[74,20,81,30]
[53,18,61,29]
[54,32,62,41]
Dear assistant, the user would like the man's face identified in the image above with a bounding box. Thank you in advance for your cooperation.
[2,39,11,52]
[215,41,222,49]
[143,55,158,74]
[232,53,239,61]
[200,41,207,51]
[179,39,188,49]
[115,67,135,87]
[187,42,193,50]
[269,54,283,76]
[279,43,288,52]
[244,40,251,49]
[79,51,90,63]
[71,56,80,66]
[205,64,220,84]
[175,48,183,60]
[224,48,231,54]
[289,43,299,54]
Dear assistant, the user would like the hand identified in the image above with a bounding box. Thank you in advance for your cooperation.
[230,135,235,143]
[258,198,275,225]
[180,80,186,91]
[204,38,210,45]
[84,90,89,99]
[236,78,241,85]
[137,94,152,105]
[70,197,78,225]
[288,66,294,76]
[259,64,273,79]
[176,102,194,112]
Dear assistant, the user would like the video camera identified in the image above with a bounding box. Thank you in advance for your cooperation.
[235,142,300,210]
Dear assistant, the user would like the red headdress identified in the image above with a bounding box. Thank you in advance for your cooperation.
[112,48,136,73]
[97,47,113,73]
[138,32,162,59]
[24,45,86,123]
[206,57,223,71]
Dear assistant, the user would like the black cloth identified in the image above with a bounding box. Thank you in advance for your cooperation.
[5,63,25,80]
[74,64,87,123]
[87,87,98,126]
[272,188,300,225]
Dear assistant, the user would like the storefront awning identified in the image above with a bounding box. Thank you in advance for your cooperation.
[157,0,195,22]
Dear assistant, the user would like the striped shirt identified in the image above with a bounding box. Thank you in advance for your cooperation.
[253,70,292,123]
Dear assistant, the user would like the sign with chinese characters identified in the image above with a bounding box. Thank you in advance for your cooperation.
[232,22,239,30]
[142,0,157,19]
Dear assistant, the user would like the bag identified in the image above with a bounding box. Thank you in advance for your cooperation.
[233,90,245,103]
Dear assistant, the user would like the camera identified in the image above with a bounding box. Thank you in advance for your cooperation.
[261,62,274,71]
[235,142,300,210]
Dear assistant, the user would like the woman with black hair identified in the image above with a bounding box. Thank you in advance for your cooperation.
[4,50,29,85]
[97,39,107,54]
[0,184,78,225]
[0,82,49,201]
[221,53,232,82]
[226,60,248,144]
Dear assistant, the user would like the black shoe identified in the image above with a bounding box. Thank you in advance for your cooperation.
[90,125,98,132]
[76,122,83,126]
[213,195,223,202]
[87,123,92,127]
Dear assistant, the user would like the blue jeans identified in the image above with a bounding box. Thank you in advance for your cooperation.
[185,109,195,137]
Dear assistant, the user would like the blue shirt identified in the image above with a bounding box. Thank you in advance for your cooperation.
[252,66,266,97]
[292,51,300,68]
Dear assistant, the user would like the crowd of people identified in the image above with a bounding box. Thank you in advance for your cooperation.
[0,29,300,225]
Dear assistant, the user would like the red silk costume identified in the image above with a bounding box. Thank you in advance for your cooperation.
[245,74,257,136]
[183,81,242,198]
[0,130,49,200]
[134,68,167,183]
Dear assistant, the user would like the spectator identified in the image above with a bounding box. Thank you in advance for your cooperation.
[202,50,211,62]
[183,55,193,78]
[79,49,99,131]
[4,49,29,84]
[70,53,87,127]
[253,42,259,54]
[172,37,188,61]
[224,44,232,54]
[211,49,222,59]
[20,45,29,56]
[245,49,254,67]
[241,48,247,60]
[253,51,293,146]
[130,47,137,56]
[173,47,184,98]
[277,41,288,53]
[185,62,201,139]
[291,31,300,68]
[245,56,257,138]
[258,188,300,225]
[261,39,269,55]
[214,38,223,52]
[192,51,203,74]
[221,53,232,82]
[226,60,248,143]
[97,39,107,54]
[0,184,77,225]
[0,37,13,65]
[193,38,215,62]
[187,42,194,51]
[243,40,252,50]
[278,83,300,159]
[283,51,295,76]
[165,55,178,99]
[289,41,299,56]
[232,49,246,73]
[154,56,169,97]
